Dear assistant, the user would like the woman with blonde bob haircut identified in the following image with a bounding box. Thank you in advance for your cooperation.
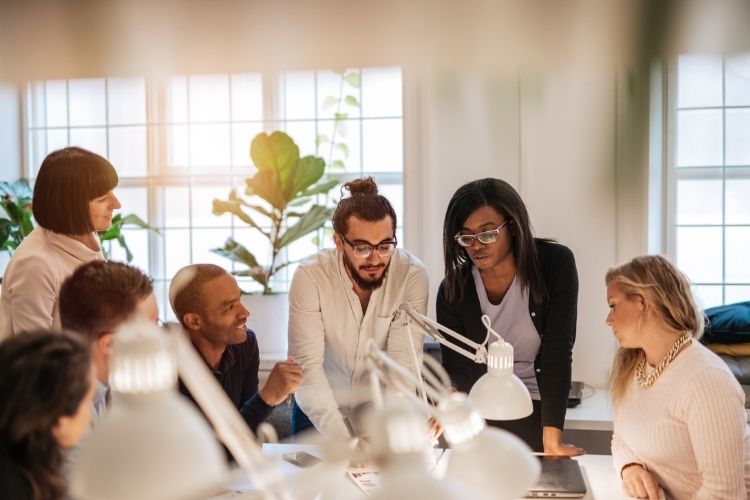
[606,255,750,499]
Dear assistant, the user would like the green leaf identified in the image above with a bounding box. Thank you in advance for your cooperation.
[245,170,287,212]
[282,155,326,202]
[118,234,133,262]
[99,214,124,241]
[250,131,299,183]
[335,143,350,158]
[0,219,11,247]
[299,179,339,197]
[316,133,330,146]
[344,72,361,88]
[344,95,359,107]
[230,268,268,288]
[277,205,334,249]
[331,68,346,76]
[331,160,345,169]
[288,197,311,207]
[212,199,269,236]
[120,213,160,234]
[322,96,339,110]
[211,237,261,269]
[334,112,348,121]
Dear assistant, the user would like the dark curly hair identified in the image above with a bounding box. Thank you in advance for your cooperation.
[331,177,397,235]
[0,331,91,500]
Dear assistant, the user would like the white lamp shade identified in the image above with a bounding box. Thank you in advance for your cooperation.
[469,339,533,420]
[444,427,540,500]
[70,391,228,500]
[373,465,468,500]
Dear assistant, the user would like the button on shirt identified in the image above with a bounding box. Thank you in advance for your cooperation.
[288,248,429,437]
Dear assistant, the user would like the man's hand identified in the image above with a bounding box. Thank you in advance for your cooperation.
[259,357,302,406]
[542,426,585,456]
[621,464,661,500]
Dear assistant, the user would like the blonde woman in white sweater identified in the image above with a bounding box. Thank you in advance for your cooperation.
[606,255,750,500]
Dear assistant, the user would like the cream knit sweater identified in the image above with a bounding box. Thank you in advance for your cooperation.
[612,341,750,499]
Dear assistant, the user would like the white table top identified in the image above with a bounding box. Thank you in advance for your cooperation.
[565,388,614,431]
[212,443,627,499]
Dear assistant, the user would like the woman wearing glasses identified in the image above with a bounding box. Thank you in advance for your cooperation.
[438,178,582,455]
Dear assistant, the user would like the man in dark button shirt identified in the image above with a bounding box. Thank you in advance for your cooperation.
[169,263,302,433]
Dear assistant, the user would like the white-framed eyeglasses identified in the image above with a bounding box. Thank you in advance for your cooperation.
[339,233,398,258]
[454,220,510,247]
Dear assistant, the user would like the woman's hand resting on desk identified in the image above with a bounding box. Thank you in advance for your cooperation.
[542,426,585,456]
[621,463,662,500]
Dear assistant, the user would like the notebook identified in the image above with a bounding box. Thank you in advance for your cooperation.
[525,455,587,498]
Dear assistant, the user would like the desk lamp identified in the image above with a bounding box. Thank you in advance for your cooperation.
[70,318,292,500]
[398,304,533,420]
[366,340,540,500]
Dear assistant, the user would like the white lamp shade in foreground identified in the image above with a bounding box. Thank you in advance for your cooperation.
[469,339,533,420]
[70,391,228,500]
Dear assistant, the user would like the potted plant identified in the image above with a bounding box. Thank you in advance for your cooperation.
[211,131,338,355]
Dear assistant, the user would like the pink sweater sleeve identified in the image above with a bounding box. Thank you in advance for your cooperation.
[611,428,641,476]
[683,366,748,499]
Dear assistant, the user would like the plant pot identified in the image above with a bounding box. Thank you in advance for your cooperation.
[241,293,288,360]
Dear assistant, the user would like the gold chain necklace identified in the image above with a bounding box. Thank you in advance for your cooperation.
[635,331,692,389]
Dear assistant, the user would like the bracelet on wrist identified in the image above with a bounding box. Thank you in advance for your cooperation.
[620,462,647,478]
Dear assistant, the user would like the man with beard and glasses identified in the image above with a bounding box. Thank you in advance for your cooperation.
[169,264,302,433]
[288,177,429,437]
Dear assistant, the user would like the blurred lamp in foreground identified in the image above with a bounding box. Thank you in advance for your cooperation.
[399,304,533,420]
[70,318,291,500]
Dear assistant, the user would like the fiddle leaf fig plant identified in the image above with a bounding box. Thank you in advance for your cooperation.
[211,131,338,294]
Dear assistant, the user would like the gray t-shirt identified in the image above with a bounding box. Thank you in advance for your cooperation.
[472,266,541,400]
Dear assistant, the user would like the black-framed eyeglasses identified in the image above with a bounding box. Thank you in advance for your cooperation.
[338,233,398,258]
[454,220,510,247]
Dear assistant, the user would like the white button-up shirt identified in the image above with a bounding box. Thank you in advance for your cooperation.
[288,248,428,437]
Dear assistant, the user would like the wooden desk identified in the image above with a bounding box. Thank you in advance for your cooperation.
[213,444,626,499]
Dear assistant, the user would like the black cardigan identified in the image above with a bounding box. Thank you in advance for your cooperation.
[436,239,578,430]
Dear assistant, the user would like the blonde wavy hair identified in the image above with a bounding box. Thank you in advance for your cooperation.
[606,255,704,405]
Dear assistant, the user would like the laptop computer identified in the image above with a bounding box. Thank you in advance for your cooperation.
[525,455,587,498]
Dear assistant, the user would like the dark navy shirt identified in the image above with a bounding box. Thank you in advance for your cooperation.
[179,329,273,433]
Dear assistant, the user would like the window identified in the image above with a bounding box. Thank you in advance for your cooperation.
[23,68,404,320]
[668,54,750,308]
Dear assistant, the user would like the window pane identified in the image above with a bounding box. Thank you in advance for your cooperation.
[189,124,231,167]
[69,79,106,126]
[108,126,147,177]
[168,76,188,123]
[45,80,68,127]
[106,229,149,272]
[320,119,361,173]
[726,109,750,166]
[108,77,146,125]
[316,69,361,119]
[232,123,262,167]
[28,130,47,175]
[362,67,402,117]
[192,184,233,226]
[726,53,750,106]
[27,81,45,127]
[676,226,722,283]
[192,228,234,268]
[164,229,191,278]
[284,120,317,158]
[362,119,403,172]
[725,285,750,304]
[282,71,315,120]
[676,109,722,167]
[693,285,723,309]
[678,55,723,108]
[163,186,190,227]
[116,187,148,223]
[676,176,722,225]
[69,128,107,158]
[46,129,68,156]
[231,74,263,121]
[167,125,188,167]
[726,170,750,224]
[189,75,230,123]
[153,280,172,322]
[726,227,750,283]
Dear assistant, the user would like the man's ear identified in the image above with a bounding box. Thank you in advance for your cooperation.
[333,233,344,252]
[183,312,202,331]
[96,332,115,356]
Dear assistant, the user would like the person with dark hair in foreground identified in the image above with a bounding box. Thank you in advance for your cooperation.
[607,255,750,499]
[288,177,429,437]
[0,332,96,500]
[438,178,582,455]
[0,146,121,340]
[169,264,301,434]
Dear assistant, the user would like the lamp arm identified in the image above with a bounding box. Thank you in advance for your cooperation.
[399,305,488,364]
[173,329,292,500]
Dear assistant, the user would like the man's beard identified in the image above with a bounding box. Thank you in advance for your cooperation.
[343,252,391,291]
